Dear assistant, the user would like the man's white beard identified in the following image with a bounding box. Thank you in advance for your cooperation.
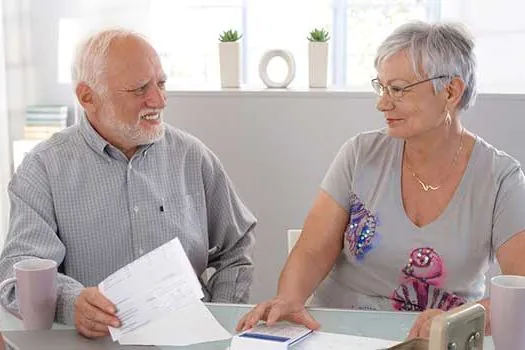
[119,116,165,145]
[102,104,165,146]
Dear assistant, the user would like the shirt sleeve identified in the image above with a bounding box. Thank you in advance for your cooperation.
[198,145,257,303]
[492,164,525,253]
[0,154,84,325]
[320,136,358,211]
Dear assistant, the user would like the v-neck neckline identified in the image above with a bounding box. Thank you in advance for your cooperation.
[394,135,480,231]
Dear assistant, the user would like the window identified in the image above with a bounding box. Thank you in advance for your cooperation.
[149,0,244,88]
[445,0,525,93]
[58,19,82,84]
[344,0,432,89]
[149,0,437,88]
[56,1,525,92]
[59,0,439,89]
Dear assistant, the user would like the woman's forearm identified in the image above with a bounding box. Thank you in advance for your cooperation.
[277,244,340,304]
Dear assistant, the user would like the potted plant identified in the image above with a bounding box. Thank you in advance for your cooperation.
[307,28,330,88]
[218,29,242,88]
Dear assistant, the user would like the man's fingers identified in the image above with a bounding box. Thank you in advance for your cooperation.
[81,302,120,328]
[78,316,110,334]
[85,289,116,314]
[75,287,121,339]
[77,323,109,339]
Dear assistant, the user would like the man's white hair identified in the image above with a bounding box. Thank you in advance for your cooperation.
[71,28,144,94]
[374,21,477,111]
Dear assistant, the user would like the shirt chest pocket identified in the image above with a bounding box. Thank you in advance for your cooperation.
[148,192,205,243]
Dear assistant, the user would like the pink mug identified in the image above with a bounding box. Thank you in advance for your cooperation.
[0,258,57,330]
[490,275,525,350]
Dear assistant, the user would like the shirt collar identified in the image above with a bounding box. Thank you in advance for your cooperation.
[79,113,159,161]
[79,114,112,160]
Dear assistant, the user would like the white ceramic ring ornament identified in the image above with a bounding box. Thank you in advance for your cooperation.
[258,49,296,88]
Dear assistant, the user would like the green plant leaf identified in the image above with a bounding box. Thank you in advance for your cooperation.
[219,29,242,42]
[307,28,330,42]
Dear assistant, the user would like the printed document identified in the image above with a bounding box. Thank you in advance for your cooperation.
[98,237,231,345]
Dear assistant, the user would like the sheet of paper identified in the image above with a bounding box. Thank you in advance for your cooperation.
[118,299,232,346]
[98,237,204,341]
[294,331,400,350]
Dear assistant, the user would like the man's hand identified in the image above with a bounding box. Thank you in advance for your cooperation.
[74,287,120,338]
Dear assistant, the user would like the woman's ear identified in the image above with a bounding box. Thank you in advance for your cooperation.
[446,77,465,108]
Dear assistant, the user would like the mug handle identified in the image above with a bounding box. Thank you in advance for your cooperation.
[0,277,22,319]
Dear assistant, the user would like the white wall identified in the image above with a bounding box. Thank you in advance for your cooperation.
[164,91,524,302]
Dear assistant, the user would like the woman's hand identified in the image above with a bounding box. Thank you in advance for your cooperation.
[236,296,320,332]
[407,308,444,339]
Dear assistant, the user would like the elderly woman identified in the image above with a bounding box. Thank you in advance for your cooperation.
[237,21,525,338]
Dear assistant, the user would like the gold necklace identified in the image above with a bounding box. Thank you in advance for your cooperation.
[405,128,465,192]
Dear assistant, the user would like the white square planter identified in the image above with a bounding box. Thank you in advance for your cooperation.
[308,41,328,88]
[219,42,241,88]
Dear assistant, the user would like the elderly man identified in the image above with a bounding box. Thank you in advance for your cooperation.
[0,29,256,338]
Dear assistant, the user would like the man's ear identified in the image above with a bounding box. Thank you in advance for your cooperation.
[445,77,465,108]
[76,82,97,115]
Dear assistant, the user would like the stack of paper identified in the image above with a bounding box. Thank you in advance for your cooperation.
[231,323,313,349]
[98,237,231,346]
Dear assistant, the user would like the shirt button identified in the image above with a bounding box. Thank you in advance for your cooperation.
[133,206,139,213]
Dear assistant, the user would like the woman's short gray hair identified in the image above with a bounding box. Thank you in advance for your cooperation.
[374,21,477,111]
[71,28,142,94]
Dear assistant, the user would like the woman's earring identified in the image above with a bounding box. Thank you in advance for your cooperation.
[444,110,452,126]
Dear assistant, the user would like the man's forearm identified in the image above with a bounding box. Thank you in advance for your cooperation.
[210,264,253,303]
[209,230,255,303]
[55,276,85,325]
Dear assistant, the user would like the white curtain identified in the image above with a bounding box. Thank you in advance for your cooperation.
[0,0,33,245]
[0,0,10,245]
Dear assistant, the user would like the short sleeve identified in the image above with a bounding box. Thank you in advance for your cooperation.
[492,165,525,252]
[320,137,357,211]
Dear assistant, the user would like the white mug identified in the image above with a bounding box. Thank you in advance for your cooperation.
[490,275,525,350]
[0,258,58,330]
